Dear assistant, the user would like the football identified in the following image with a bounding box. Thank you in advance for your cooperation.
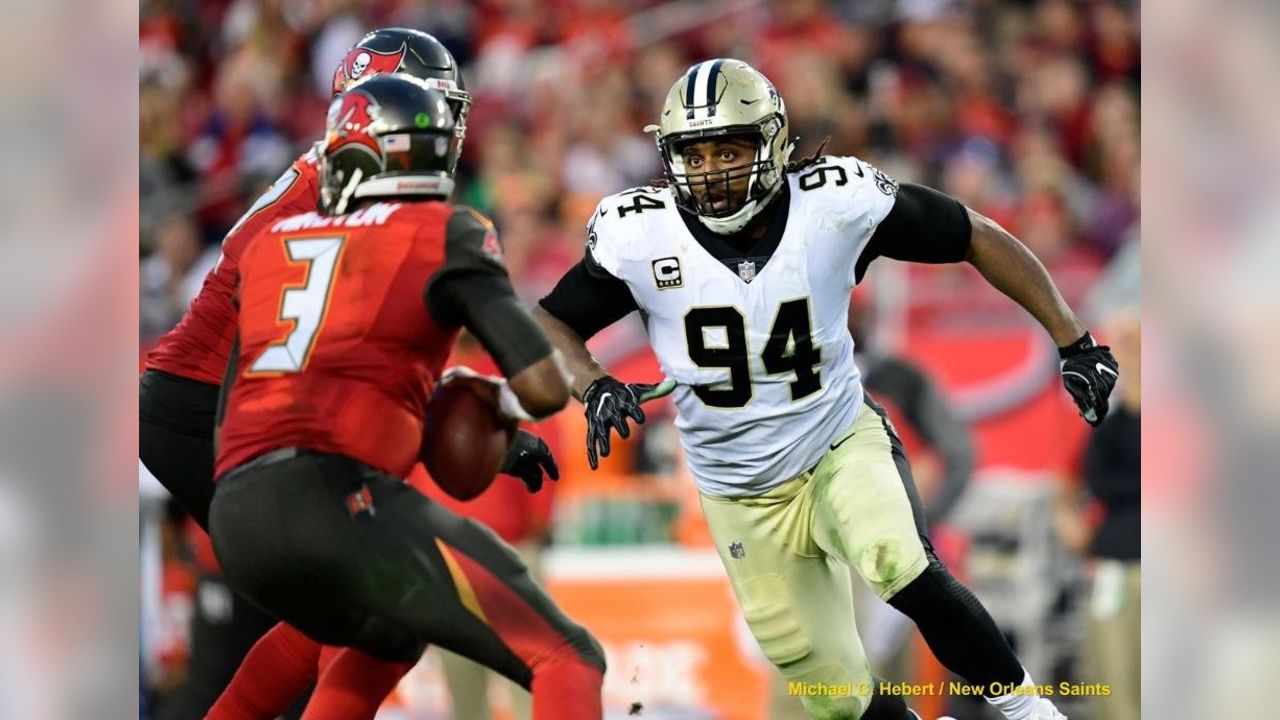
[420,377,515,501]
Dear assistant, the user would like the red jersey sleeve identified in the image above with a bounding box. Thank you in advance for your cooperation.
[145,152,322,385]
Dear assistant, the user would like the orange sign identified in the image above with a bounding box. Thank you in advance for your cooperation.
[379,547,771,719]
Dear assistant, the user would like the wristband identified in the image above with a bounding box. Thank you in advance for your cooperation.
[497,381,535,423]
[1058,332,1096,359]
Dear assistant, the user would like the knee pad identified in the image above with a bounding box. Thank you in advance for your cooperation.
[739,574,812,666]
[856,539,928,600]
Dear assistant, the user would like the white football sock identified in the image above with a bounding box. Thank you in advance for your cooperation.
[985,670,1040,720]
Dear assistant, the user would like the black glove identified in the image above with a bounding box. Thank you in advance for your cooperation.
[500,430,559,493]
[583,376,660,470]
[1059,332,1120,427]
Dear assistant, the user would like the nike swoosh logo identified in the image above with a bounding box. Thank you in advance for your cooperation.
[595,393,612,418]
[830,432,855,452]
[1097,363,1118,378]
[740,98,759,105]
[598,206,609,217]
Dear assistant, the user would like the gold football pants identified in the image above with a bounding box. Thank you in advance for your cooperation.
[700,401,930,719]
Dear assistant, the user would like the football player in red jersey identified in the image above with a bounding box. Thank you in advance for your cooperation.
[140,29,563,720]
[142,26,475,533]
[209,75,603,720]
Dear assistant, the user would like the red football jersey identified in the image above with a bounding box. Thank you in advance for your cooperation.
[145,150,322,385]
[216,200,465,479]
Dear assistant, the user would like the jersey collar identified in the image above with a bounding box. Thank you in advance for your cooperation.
[676,184,791,282]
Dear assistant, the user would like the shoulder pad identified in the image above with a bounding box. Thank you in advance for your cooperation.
[585,185,674,275]
[792,155,898,193]
[788,155,899,225]
[845,156,899,196]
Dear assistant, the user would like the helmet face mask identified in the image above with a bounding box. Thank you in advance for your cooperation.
[647,59,793,235]
[319,76,461,215]
[662,123,782,220]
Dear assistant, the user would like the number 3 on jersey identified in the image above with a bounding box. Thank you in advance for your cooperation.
[685,298,822,408]
[248,237,346,374]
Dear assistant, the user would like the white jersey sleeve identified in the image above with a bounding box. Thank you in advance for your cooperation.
[584,199,622,277]
[788,155,901,284]
[583,185,676,304]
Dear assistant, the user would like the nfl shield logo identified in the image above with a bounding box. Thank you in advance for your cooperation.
[729,541,745,560]
[737,260,757,283]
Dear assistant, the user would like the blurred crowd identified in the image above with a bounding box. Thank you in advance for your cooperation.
[138,2,1142,716]
[139,0,1139,340]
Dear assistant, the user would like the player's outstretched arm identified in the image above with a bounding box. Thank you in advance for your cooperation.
[532,305,609,401]
[537,257,675,468]
[964,208,1119,425]
[963,208,1086,346]
[533,305,674,469]
[505,352,572,419]
[859,182,1118,425]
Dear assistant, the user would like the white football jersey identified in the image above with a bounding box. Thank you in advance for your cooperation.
[589,156,901,497]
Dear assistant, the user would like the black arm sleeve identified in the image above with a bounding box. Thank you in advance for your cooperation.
[424,207,554,378]
[537,248,638,341]
[854,183,972,283]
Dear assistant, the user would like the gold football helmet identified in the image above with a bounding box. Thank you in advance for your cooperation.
[644,59,794,234]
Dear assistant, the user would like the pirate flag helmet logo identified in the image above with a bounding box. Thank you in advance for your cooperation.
[324,89,385,163]
[329,28,472,156]
[332,44,407,95]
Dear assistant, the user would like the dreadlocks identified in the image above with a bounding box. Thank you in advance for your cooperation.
[784,136,831,172]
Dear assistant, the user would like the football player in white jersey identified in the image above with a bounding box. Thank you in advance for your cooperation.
[536,59,1118,720]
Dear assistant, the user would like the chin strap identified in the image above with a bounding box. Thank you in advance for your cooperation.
[699,174,784,235]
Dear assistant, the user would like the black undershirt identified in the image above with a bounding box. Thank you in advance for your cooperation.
[540,180,974,341]
[675,184,792,277]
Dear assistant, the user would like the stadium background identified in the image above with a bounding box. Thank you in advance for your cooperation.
[138,0,1140,718]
